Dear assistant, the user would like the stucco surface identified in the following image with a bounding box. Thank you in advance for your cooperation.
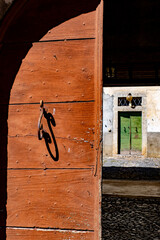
[103,86,160,162]
[147,132,160,157]
[103,86,160,133]
[147,90,160,132]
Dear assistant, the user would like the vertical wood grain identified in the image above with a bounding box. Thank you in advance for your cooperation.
[93,1,103,239]
[5,2,103,240]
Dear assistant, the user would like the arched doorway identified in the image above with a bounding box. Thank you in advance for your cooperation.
[0,0,103,239]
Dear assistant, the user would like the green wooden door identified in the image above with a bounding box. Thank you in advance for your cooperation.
[119,112,142,154]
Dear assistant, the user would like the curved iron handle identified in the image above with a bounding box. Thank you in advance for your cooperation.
[38,100,45,140]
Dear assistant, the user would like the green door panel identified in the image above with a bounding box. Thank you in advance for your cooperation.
[120,113,130,152]
[131,114,142,151]
[119,112,142,154]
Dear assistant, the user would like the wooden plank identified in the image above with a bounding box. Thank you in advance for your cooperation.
[8,136,95,169]
[8,102,95,141]
[40,11,96,41]
[102,179,160,198]
[6,228,94,240]
[7,169,94,230]
[10,40,95,104]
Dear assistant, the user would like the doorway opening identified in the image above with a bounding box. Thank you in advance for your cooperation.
[102,0,160,240]
[102,1,160,239]
[102,0,160,162]
[118,112,142,155]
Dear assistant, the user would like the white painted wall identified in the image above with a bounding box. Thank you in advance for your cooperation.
[103,86,160,159]
[103,86,160,133]
[103,90,113,134]
[147,89,160,132]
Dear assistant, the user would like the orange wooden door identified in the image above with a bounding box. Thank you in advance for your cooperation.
[0,2,102,239]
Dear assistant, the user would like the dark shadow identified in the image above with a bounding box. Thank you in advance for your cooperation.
[43,110,59,161]
[0,104,8,240]
[0,0,100,238]
[118,112,121,154]
[1,0,100,44]
[103,0,160,86]
[103,167,160,180]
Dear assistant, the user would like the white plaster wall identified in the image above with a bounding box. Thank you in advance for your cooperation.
[103,90,114,157]
[147,89,160,132]
[103,86,160,157]
[103,86,160,133]
[103,90,113,134]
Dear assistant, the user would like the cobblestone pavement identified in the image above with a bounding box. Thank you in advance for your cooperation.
[102,195,160,240]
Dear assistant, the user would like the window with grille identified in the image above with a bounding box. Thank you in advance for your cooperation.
[118,97,142,106]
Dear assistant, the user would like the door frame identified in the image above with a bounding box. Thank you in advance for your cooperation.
[94,1,103,238]
[118,111,142,154]
[113,91,147,157]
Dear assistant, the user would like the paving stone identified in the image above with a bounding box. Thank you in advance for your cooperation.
[102,195,160,240]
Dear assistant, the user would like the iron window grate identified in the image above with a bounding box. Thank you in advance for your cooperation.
[118,97,142,106]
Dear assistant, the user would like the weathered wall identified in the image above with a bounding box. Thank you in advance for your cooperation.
[147,89,160,157]
[103,92,113,157]
[147,133,160,158]
[103,86,160,160]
